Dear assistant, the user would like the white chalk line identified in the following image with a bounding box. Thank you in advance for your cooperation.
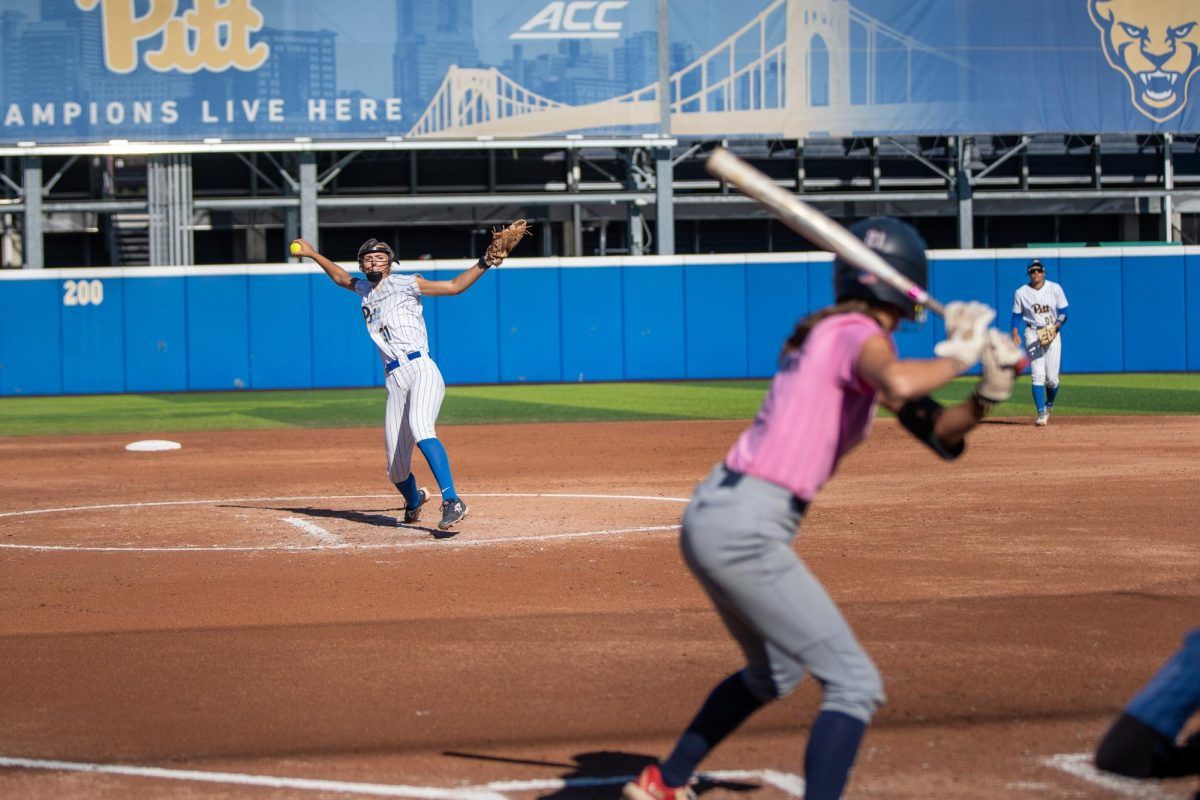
[0,492,687,553]
[1043,753,1179,798]
[473,768,805,796]
[5,749,1181,800]
[0,524,681,553]
[0,757,805,799]
[0,756,504,800]
[281,517,342,545]
[0,493,691,519]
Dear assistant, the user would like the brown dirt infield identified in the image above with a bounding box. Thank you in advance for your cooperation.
[0,416,1197,799]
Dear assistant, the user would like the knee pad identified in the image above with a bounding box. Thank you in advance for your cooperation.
[1046,382,1059,390]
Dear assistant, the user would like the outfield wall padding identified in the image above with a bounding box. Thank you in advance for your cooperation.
[0,248,1195,395]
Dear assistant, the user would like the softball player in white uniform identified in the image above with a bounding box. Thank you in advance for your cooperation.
[291,237,496,531]
[1010,259,1069,426]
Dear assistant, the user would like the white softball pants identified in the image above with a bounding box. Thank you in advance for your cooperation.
[382,353,445,483]
[1024,329,1062,388]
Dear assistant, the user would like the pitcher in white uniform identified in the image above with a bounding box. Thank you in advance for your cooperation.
[1010,259,1069,426]
[291,236,505,531]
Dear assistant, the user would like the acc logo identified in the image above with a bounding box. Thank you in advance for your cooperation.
[1088,0,1200,122]
[76,0,269,74]
[511,1,629,40]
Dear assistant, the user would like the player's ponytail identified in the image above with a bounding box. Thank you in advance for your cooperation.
[780,299,875,365]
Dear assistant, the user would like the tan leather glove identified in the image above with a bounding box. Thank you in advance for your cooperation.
[482,219,533,267]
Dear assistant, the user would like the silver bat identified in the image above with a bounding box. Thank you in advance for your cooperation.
[704,147,946,318]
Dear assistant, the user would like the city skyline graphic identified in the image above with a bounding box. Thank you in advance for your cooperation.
[1,0,1195,144]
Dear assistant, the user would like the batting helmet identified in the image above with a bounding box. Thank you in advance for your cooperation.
[833,217,928,320]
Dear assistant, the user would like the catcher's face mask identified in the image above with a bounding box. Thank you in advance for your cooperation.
[358,239,395,283]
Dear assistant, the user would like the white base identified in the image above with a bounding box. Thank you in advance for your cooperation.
[125,439,182,452]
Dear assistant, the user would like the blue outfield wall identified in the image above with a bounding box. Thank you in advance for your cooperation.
[0,247,1197,396]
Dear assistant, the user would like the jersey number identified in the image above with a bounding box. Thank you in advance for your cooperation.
[360,307,390,341]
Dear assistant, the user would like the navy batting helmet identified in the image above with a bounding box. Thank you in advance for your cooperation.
[357,238,396,266]
[833,217,928,320]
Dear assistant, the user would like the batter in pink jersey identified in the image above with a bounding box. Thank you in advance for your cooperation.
[726,312,891,502]
[624,218,1026,800]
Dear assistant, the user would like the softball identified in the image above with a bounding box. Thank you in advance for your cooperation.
[289,242,303,256]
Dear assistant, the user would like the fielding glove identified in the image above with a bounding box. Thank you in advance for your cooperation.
[482,219,533,268]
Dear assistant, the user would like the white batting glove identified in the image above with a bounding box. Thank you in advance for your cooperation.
[933,301,996,372]
[974,329,1026,407]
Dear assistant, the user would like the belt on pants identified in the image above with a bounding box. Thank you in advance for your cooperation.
[719,466,809,515]
[385,351,422,374]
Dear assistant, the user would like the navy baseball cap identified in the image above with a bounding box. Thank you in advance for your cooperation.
[1027,259,1045,274]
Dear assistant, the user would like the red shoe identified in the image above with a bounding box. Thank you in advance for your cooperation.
[622,765,696,800]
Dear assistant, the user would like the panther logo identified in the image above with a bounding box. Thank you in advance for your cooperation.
[1089,1,1200,122]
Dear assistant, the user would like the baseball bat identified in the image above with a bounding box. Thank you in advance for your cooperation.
[704,147,946,318]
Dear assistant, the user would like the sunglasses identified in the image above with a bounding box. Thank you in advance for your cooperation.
[1029,268,1044,274]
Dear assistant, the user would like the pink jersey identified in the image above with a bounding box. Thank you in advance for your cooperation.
[725,312,891,501]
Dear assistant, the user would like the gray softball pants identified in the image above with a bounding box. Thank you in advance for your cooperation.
[681,464,885,723]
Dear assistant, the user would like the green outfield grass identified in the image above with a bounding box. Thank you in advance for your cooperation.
[0,373,1196,437]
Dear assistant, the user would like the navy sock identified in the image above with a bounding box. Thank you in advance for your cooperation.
[1046,383,1059,407]
[1032,384,1047,414]
[394,473,420,508]
[416,438,459,502]
[660,672,767,787]
[804,710,867,800]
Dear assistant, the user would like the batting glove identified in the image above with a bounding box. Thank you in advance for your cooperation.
[973,329,1025,408]
[934,300,995,372]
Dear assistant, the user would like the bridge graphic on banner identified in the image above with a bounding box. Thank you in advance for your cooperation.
[408,0,964,139]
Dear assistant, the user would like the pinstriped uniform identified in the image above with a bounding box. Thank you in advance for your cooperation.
[355,274,428,358]
[354,275,445,483]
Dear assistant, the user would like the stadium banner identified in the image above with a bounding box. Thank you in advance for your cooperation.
[1,0,1198,145]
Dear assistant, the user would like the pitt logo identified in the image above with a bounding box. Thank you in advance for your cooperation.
[75,0,269,74]
[511,1,629,40]
[863,229,889,250]
[1088,0,1200,122]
